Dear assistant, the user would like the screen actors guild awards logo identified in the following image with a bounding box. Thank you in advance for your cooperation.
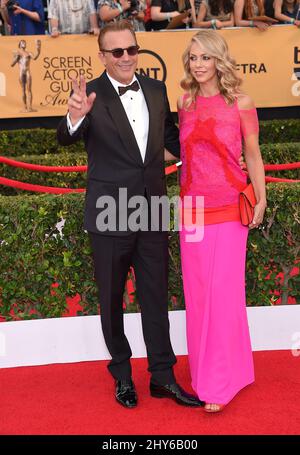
[11,39,41,113]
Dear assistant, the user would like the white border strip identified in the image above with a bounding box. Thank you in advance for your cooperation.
[0,306,299,368]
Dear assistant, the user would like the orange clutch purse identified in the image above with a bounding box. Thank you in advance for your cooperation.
[239,183,257,226]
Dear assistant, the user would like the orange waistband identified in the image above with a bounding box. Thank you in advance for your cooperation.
[181,204,240,226]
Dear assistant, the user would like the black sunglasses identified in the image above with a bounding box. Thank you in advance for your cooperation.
[100,45,140,59]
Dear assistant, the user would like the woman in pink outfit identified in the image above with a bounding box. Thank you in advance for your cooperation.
[178,30,266,413]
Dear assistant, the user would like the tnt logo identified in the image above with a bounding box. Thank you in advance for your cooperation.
[136,50,167,82]
[0,72,6,96]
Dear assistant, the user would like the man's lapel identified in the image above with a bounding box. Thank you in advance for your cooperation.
[136,74,160,166]
[98,72,144,166]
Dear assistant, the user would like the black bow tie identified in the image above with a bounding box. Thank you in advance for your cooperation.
[118,80,140,96]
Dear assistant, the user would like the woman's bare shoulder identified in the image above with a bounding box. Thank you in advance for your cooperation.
[236,93,255,110]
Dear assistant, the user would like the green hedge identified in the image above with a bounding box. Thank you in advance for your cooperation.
[0,129,85,157]
[0,183,299,320]
[245,183,300,306]
[0,193,97,320]
[0,119,299,156]
[259,119,300,144]
[260,142,300,180]
[0,143,298,196]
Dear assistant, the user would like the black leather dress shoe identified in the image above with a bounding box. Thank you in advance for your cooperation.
[150,382,204,407]
[115,379,137,408]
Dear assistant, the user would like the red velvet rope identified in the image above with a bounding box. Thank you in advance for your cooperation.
[0,174,298,195]
[0,156,87,172]
[0,158,299,193]
[265,176,300,183]
[264,162,300,171]
[165,163,179,175]
[0,177,85,194]
[0,155,299,173]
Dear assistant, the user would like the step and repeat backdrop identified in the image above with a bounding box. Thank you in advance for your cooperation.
[0,25,299,118]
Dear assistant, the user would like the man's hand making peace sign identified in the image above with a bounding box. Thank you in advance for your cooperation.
[68,76,97,126]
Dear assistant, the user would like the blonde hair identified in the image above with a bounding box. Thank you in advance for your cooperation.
[180,30,242,108]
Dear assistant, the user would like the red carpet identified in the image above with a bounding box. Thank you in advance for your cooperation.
[0,351,299,435]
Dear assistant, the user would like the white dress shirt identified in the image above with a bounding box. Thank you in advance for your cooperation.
[67,72,149,162]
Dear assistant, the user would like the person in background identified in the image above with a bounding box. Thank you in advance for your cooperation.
[98,0,132,30]
[144,0,152,30]
[194,0,234,28]
[178,29,266,412]
[234,0,270,30]
[98,0,146,31]
[130,0,147,30]
[0,4,10,33]
[150,0,194,30]
[130,0,147,31]
[0,0,45,35]
[48,0,99,36]
[263,0,275,18]
[193,0,203,16]
[274,0,300,25]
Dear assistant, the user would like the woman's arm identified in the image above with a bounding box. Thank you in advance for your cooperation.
[238,95,266,228]
[0,0,10,24]
[164,149,179,160]
[189,0,197,24]
[220,12,234,28]
[99,1,131,22]
[49,18,60,36]
[12,5,41,22]
[151,5,181,21]
[234,0,252,26]
[89,12,100,34]
[195,4,234,28]
[274,0,300,26]
[234,0,269,29]
[193,3,211,27]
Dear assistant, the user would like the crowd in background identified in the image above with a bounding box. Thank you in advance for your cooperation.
[0,0,299,36]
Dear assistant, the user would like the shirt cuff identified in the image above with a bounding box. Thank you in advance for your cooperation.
[67,113,85,135]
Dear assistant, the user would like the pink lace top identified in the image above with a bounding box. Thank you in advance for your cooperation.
[178,93,259,224]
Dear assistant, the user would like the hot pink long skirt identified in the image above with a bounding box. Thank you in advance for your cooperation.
[180,221,254,405]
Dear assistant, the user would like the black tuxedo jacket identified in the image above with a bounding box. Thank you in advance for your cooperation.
[57,71,180,235]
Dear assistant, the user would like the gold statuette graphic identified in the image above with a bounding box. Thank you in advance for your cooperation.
[11,39,41,113]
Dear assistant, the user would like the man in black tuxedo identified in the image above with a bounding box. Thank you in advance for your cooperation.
[57,20,203,409]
